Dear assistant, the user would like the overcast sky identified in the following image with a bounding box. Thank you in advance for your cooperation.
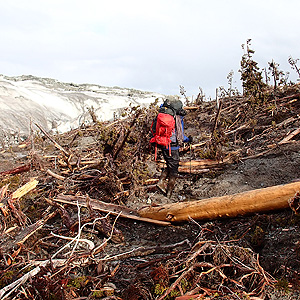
[0,0,299,99]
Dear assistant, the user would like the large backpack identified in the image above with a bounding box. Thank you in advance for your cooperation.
[150,112,175,160]
[158,99,183,116]
[150,98,183,160]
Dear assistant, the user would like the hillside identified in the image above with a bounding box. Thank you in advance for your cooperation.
[1,82,300,299]
[0,74,164,144]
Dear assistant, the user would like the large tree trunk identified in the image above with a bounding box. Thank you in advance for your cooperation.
[138,181,300,223]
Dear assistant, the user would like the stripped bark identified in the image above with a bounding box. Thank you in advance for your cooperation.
[139,181,300,223]
[11,178,39,200]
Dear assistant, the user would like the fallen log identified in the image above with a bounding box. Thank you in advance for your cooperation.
[0,164,31,177]
[0,179,39,222]
[279,127,300,144]
[184,105,199,111]
[179,159,228,167]
[138,181,300,223]
[34,122,70,156]
[158,159,228,169]
[158,158,228,174]
[53,194,171,226]
[0,210,57,252]
[12,178,39,200]
[178,167,211,174]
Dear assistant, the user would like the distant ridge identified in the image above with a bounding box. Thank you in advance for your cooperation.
[0,74,165,142]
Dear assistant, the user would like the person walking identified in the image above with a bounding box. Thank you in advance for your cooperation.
[150,98,192,198]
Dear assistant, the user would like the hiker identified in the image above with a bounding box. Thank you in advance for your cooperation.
[150,98,192,198]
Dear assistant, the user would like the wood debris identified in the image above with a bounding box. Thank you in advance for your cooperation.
[0,85,300,298]
[139,180,300,222]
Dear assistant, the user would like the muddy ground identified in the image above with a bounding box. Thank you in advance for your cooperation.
[120,142,300,299]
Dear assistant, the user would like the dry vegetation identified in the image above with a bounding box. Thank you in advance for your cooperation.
[1,44,300,299]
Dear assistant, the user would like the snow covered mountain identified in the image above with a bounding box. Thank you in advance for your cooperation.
[0,75,165,142]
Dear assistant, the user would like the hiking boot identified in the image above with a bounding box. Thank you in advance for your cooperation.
[156,170,168,194]
[166,174,177,198]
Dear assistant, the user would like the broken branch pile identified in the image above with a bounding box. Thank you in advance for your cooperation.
[183,85,300,162]
[151,240,275,300]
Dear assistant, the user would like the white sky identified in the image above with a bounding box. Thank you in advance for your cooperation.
[0,0,299,99]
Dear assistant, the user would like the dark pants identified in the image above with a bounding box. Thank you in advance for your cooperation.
[162,148,180,176]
